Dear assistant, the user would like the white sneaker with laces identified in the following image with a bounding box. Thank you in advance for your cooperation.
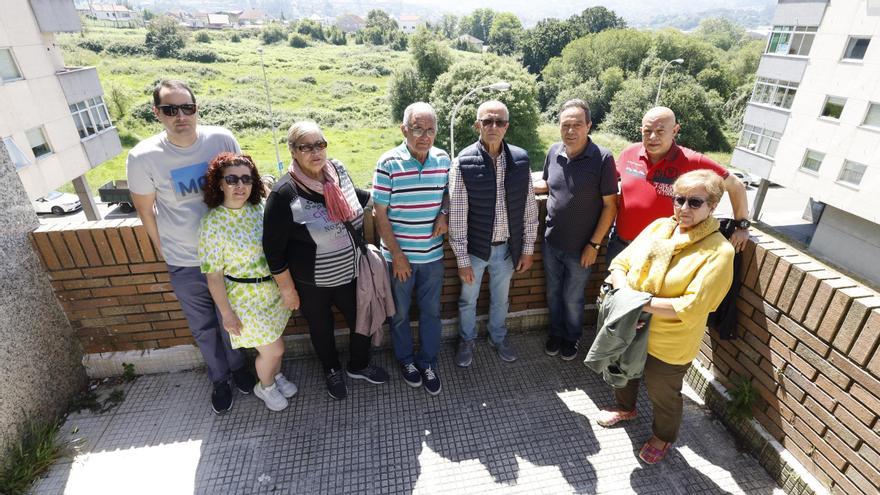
[274,373,298,398]
[254,382,289,411]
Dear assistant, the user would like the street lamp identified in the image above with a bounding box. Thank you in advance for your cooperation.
[655,58,684,106]
[449,81,511,158]
[257,48,283,175]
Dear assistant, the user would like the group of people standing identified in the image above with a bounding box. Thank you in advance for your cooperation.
[127,78,747,465]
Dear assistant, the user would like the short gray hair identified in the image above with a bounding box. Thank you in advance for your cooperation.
[286,121,323,153]
[403,102,437,127]
[559,99,591,123]
[476,100,509,120]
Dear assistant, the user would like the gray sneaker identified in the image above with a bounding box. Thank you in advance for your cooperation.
[490,337,517,362]
[455,339,475,368]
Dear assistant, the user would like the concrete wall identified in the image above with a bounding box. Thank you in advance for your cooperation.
[0,142,86,458]
[810,204,880,286]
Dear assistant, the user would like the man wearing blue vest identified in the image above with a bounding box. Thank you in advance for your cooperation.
[450,100,539,367]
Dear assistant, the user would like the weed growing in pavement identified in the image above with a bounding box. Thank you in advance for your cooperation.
[727,375,758,421]
[0,418,70,495]
[122,362,138,383]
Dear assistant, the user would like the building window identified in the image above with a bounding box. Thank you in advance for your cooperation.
[843,37,870,60]
[750,77,798,110]
[69,96,112,139]
[738,124,782,157]
[862,103,880,128]
[0,48,23,82]
[766,25,818,56]
[2,136,32,169]
[837,160,867,186]
[800,150,824,173]
[25,127,52,158]
[821,97,846,119]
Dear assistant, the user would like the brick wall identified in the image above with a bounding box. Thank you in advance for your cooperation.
[30,201,603,354]
[697,231,880,495]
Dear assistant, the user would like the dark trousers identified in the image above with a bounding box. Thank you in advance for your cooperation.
[605,230,631,265]
[167,265,246,384]
[614,354,691,443]
[295,279,370,373]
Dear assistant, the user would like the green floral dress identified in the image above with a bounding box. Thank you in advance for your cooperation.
[199,203,291,349]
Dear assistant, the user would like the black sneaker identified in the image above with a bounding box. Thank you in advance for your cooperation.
[421,366,441,396]
[346,364,389,384]
[560,340,579,361]
[400,362,422,387]
[211,380,233,415]
[326,368,347,400]
[231,366,256,395]
[545,335,562,356]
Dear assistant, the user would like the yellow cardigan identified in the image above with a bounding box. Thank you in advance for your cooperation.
[609,218,735,365]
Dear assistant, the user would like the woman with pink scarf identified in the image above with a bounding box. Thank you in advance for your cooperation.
[263,121,388,400]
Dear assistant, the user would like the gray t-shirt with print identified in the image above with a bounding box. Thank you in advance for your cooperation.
[126,125,240,266]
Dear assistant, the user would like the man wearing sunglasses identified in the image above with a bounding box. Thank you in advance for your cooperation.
[450,100,539,367]
[127,79,255,415]
[608,106,749,262]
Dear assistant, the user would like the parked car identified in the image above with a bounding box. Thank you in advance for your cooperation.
[98,180,134,213]
[731,171,761,187]
[32,191,82,215]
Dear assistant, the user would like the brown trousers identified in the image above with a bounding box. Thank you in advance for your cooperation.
[614,354,691,443]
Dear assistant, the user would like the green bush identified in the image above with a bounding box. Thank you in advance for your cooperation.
[288,33,309,48]
[194,31,211,43]
[177,48,219,63]
[145,15,187,58]
[318,64,332,70]
[261,25,285,44]
[104,40,149,56]
[299,75,317,85]
[387,66,427,122]
[77,38,105,53]
[230,33,241,43]
[346,60,391,77]
[296,20,325,41]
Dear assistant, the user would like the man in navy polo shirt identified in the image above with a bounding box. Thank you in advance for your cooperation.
[534,99,618,360]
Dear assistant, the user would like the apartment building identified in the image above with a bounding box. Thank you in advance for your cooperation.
[1,0,121,220]
[732,0,880,284]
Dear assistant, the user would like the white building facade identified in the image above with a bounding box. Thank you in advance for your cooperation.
[732,0,880,285]
[1,0,121,220]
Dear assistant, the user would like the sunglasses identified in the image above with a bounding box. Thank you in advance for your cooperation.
[223,174,254,186]
[479,118,508,128]
[157,104,197,117]
[673,195,708,209]
[295,141,328,153]
[407,126,436,138]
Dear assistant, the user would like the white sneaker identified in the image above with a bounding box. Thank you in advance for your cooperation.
[274,373,298,398]
[254,382,288,411]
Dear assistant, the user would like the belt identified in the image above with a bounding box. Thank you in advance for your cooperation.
[491,240,507,246]
[225,274,273,284]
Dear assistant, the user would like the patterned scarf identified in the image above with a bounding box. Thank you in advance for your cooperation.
[289,159,357,223]
[625,216,721,294]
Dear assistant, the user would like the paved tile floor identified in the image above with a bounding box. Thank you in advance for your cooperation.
[33,333,782,494]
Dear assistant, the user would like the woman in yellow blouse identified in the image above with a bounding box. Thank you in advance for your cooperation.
[596,169,735,464]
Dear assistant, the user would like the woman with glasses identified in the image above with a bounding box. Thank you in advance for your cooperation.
[199,153,297,412]
[263,121,388,400]
[594,169,734,464]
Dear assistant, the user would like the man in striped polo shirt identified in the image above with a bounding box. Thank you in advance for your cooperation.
[373,102,450,396]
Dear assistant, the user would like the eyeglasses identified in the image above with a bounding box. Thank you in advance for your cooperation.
[223,174,254,186]
[407,126,436,138]
[157,104,197,117]
[294,141,328,153]
[479,118,508,128]
[673,195,707,209]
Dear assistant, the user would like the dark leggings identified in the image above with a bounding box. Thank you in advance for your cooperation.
[295,279,371,373]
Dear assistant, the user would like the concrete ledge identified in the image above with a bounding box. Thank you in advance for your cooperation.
[685,360,829,495]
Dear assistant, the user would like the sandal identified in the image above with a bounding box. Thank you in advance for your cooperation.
[596,408,637,427]
[639,439,671,464]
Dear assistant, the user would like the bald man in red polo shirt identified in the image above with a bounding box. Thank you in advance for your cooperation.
[605,106,750,261]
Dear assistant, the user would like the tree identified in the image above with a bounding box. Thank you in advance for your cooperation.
[520,18,577,74]
[694,17,748,51]
[437,14,458,39]
[145,16,187,58]
[409,27,453,87]
[568,6,627,36]
[365,9,398,32]
[358,9,406,50]
[459,8,495,42]
[559,29,653,80]
[487,12,523,56]
[387,66,426,122]
[260,24,285,44]
[430,54,540,154]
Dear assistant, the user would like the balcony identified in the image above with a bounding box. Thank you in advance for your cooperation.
[29,0,82,33]
[772,0,828,26]
[56,66,122,168]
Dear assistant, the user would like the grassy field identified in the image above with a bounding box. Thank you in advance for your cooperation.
[58,27,731,192]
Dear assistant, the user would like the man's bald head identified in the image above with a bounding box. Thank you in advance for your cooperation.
[640,106,681,163]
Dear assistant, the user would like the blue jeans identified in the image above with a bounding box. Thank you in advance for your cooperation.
[458,244,515,344]
[543,243,592,343]
[389,259,444,369]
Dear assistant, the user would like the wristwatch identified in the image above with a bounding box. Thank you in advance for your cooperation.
[734,218,751,230]
[589,241,602,250]
[440,207,449,215]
